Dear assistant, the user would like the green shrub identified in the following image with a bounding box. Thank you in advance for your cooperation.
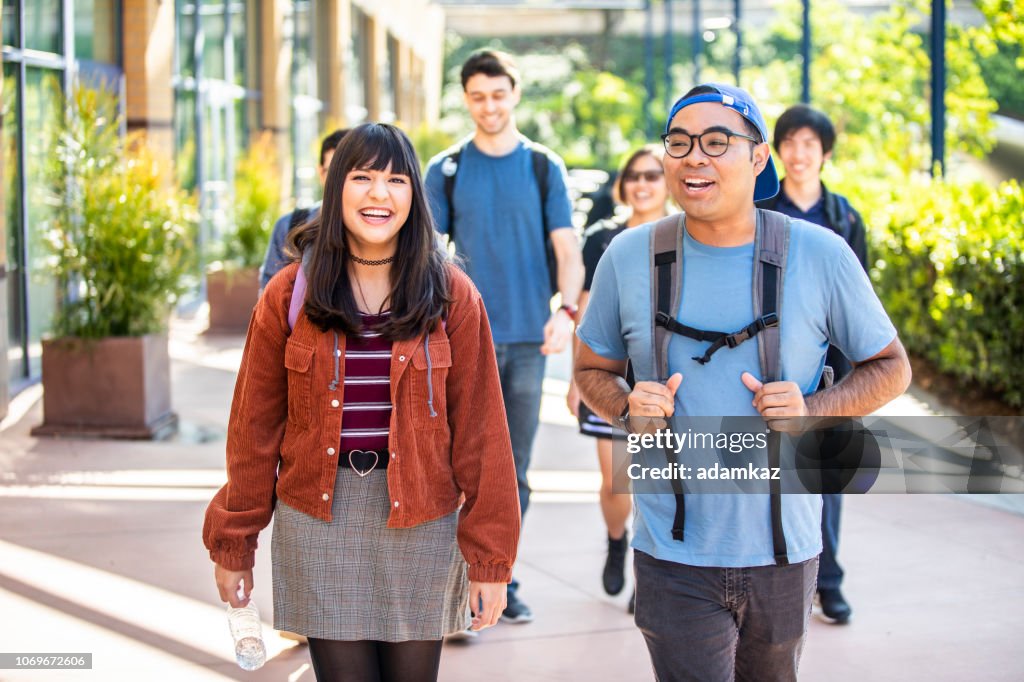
[43,82,197,339]
[870,178,1024,406]
[213,132,282,270]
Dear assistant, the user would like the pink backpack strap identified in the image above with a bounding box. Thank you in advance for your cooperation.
[288,264,306,332]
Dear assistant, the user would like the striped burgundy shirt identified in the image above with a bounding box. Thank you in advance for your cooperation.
[338,312,393,452]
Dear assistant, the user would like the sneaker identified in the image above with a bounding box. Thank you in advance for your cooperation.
[444,627,479,643]
[817,588,852,624]
[501,589,534,624]
[627,590,636,615]
[603,532,628,595]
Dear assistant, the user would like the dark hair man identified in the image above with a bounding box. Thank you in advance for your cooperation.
[757,104,868,625]
[574,83,910,680]
[259,129,349,289]
[425,49,584,626]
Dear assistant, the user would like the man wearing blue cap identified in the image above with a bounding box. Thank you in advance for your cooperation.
[574,83,911,680]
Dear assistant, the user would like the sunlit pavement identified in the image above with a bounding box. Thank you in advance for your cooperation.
[0,317,1021,681]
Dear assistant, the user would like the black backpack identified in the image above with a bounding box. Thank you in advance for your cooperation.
[441,141,559,297]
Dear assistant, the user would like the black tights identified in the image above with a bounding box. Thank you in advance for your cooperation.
[307,638,443,682]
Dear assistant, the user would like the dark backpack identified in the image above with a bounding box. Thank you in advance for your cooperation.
[441,141,559,297]
[288,207,311,233]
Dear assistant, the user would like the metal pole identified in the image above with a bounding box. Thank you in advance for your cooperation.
[801,0,810,103]
[644,0,655,137]
[664,0,674,110]
[930,0,946,176]
[734,0,742,86]
[693,0,702,85]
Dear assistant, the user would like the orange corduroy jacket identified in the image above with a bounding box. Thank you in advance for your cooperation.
[203,262,520,583]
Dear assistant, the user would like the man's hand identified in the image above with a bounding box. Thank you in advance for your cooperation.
[468,582,507,631]
[541,309,574,355]
[623,374,683,433]
[215,564,253,608]
[741,372,807,432]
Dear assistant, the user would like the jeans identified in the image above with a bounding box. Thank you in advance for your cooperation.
[634,551,817,682]
[818,493,844,590]
[493,343,547,520]
[494,342,546,602]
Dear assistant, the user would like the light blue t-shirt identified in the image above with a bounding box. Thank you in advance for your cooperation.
[425,138,574,344]
[577,215,898,567]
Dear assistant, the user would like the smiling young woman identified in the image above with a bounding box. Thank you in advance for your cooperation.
[204,123,521,682]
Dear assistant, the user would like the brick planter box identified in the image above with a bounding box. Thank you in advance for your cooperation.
[206,267,260,333]
[31,333,177,440]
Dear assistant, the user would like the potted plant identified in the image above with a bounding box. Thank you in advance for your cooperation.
[31,81,197,439]
[205,132,281,332]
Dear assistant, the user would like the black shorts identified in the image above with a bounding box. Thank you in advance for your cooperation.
[578,401,626,441]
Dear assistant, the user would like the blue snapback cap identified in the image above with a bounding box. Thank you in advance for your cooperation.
[666,83,780,202]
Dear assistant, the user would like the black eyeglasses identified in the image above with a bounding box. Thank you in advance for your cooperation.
[622,169,665,183]
[660,129,759,159]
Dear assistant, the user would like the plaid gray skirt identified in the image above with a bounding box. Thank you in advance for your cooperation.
[271,468,470,641]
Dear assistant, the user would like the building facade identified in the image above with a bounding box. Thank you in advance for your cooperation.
[0,0,445,420]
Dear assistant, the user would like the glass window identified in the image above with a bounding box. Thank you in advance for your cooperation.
[293,0,315,98]
[176,1,197,80]
[378,32,396,123]
[175,90,197,190]
[23,0,60,53]
[346,6,367,124]
[232,0,255,90]
[75,0,121,64]
[292,0,321,207]
[201,1,226,81]
[3,62,24,381]
[3,0,18,47]
[22,67,60,377]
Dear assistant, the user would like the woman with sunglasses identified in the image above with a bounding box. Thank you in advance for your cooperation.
[567,145,672,613]
[204,123,520,681]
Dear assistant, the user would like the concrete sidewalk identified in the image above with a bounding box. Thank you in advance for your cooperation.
[0,320,1021,681]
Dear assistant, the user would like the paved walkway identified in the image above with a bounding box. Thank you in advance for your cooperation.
[0,319,1021,681]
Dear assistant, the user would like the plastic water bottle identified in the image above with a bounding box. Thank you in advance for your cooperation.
[227,599,267,671]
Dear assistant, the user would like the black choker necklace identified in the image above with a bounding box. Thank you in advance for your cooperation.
[350,253,395,266]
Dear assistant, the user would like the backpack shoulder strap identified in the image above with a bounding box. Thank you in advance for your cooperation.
[528,146,550,233]
[441,141,468,243]
[754,207,791,566]
[287,251,312,333]
[753,209,789,383]
[650,214,684,384]
[650,214,686,541]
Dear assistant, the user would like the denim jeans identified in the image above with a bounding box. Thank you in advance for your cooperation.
[493,343,547,520]
[634,551,817,682]
[818,493,844,590]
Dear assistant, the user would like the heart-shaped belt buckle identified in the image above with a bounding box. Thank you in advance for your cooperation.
[348,449,379,477]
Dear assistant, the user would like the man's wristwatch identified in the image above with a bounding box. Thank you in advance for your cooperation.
[617,401,633,434]
[558,303,579,319]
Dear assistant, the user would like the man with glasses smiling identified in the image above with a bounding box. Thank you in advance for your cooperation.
[574,84,910,680]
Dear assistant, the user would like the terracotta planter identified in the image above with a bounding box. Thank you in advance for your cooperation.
[31,333,177,440]
[206,267,260,333]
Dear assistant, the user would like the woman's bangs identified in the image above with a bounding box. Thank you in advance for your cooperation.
[353,126,416,178]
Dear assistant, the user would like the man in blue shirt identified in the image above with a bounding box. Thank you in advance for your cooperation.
[425,50,583,625]
[757,104,868,624]
[259,129,348,289]
[574,84,910,680]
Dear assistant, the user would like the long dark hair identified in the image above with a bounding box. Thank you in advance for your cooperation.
[287,123,450,340]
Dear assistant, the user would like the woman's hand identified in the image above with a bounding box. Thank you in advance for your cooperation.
[215,564,254,608]
[468,581,508,631]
